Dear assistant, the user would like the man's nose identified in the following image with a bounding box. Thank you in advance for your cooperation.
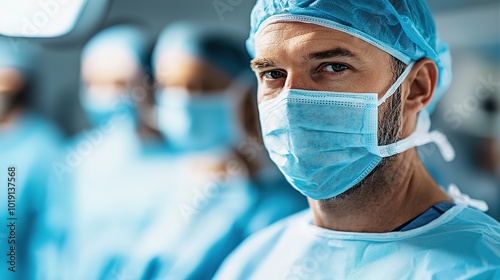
[284,72,320,91]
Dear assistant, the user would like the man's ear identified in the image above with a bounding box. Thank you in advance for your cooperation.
[403,58,438,115]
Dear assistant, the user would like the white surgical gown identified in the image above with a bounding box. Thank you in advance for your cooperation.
[215,205,500,280]
[112,157,307,279]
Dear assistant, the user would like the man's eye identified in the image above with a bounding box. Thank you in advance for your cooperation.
[263,70,285,79]
[324,64,348,72]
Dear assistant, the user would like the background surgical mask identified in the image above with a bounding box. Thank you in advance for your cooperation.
[80,90,136,127]
[156,88,243,151]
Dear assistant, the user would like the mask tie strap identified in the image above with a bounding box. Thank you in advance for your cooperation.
[447,184,489,212]
[378,110,455,161]
[378,61,416,106]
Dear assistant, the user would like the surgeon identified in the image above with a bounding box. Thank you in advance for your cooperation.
[109,22,307,279]
[0,38,63,279]
[215,1,500,279]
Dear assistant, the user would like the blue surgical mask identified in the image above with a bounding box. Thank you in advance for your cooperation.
[80,90,136,127]
[258,62,455,200]
[156,88,243,151]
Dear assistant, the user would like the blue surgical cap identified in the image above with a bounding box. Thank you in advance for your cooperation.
[247,0,452,113]
[82,25,150,67]
[152,22,252,80]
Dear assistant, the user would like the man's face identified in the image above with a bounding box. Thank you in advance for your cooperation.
[155,51,232,96]
[82,47,141,100]
[252,22,396,103]
[253,22,406,200]
[154,51,255,139]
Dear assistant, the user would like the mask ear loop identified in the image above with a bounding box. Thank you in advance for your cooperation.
[378,110,456,161]
[405,110,456,162]
[378,61,416,106]
[376,61,455,162]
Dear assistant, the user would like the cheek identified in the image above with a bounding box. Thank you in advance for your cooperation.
[256,87,267,103]
[318,71,389,95]
[256,86,282,103]
[351,71,395,100]
[375,64,397,97]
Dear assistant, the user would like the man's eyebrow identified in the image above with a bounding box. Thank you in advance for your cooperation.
[308,47,359,61]
[250,48,360,70]
[250,58,276,70]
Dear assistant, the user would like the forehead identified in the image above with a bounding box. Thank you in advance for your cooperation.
[255,21,389,62]
[82,47,140,83]
[155,51,226,79]
[155,51,232,90]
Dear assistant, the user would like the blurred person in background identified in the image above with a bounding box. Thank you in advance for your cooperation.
[152,21,308,230]
[105,21,307,280]
[53,25,184,279]
[0,38,63,279]
[78,24,155,134]
[53,22,305,279]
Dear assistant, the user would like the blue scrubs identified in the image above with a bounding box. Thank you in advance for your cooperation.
[0,113,63,280]
[53,116,183,279]
[243,169,309,237]
[393,201,455,231]
[53,112,308,279]
[99,159,307,280]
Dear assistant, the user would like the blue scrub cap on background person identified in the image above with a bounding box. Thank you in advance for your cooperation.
[152,21,252,80]
[247,0,452,113]
[82,25,150,67]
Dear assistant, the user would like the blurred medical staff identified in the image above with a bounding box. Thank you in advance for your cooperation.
[0,38,63,279]
[152,21,308,230]
[79,25,151,130]
[53,25,187,280]
[110,21,307,280]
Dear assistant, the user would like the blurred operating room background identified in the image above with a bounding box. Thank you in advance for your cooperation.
[0,0,498,278]
[16,0,257,135]
[20,0,498,214]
